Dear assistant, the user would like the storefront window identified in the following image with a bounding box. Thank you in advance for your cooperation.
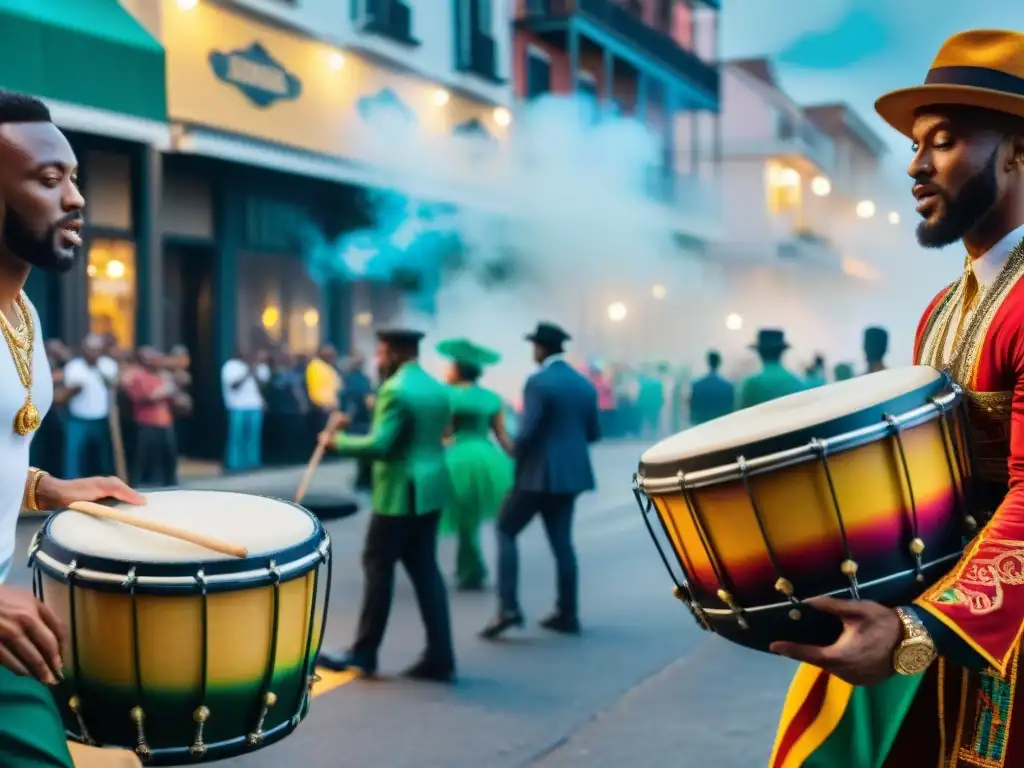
[238,252,321,355]
[87,239,136,348]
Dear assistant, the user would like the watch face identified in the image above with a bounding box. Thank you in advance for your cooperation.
[896,641,936,674]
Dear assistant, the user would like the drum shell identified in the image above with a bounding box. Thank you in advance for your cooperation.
[30,498,331,764]
[641,392,972,653]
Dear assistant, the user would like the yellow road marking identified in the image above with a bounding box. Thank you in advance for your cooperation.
[311,667,359,697]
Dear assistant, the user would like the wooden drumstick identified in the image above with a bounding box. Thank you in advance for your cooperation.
[67,500,249,558]
[296,410,344,505]
[107,389,128,484]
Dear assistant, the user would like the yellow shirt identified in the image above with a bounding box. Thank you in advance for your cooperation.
[306,358,340,409]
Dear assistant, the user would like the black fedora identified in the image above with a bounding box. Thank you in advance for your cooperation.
[750,329,790,352]
[526,322,571,348]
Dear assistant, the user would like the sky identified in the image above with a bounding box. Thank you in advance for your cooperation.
[720,0,1011,179]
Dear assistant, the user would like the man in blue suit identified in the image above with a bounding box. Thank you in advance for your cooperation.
[689,350,735,426]
[480,322,600,639]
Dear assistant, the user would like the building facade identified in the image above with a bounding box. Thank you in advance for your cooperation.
[704,57,900,373]
[512,0,722,234]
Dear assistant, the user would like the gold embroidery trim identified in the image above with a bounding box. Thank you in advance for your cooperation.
[918,238,1024,388]
[967,391,1014,416]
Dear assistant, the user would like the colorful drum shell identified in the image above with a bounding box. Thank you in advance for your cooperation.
[637,371,973,652]
[30,497,331,765]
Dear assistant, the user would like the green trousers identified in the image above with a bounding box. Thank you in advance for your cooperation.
[0,667,73,767]
[455,511,487,589]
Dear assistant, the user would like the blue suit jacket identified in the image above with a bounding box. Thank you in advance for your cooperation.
[513,359,599,495]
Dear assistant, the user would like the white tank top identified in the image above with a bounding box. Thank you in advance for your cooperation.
[0,296,52,578]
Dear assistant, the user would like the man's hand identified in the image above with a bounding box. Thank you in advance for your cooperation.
[0,586,66,685]
[36,475,146,512]
[318,412,349,447]
[769,597,903,686]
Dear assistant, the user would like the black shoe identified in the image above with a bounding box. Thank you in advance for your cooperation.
[317,650,377,676]
[402,658,456,683]
[539,612,581,635]
[479,611,524,640]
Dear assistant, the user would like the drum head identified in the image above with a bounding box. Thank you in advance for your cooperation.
[643,366,944,470]
[47,490,315,563]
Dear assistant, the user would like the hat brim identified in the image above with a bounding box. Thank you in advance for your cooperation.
[875,83,1024,138]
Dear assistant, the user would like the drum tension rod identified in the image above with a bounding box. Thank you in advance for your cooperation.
[677,471,744,629]
[736,457,799,623]
[931,395,978,533]
[885,415,927,583]
[810,439,862,599]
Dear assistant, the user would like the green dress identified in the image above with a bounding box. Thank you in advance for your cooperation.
[441,384,513,588]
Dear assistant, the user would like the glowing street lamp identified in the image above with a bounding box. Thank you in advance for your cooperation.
[493,107,512,127]
[725,313,743,331]
[888,211,900,225]
[432,89,450,107]
[651,284,667,300]
[856,200,876,219]
[811,176,831,197]
[607,302,627,322]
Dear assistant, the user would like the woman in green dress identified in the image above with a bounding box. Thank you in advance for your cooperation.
[437,338,514,590]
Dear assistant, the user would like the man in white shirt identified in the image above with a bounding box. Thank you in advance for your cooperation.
[221,349,270,471]
[61,333,117,478]
[0,91,144,767]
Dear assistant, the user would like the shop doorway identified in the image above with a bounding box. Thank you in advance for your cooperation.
[164,241,217,460]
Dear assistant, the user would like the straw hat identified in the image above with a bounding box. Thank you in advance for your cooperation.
[875,30,1024,138]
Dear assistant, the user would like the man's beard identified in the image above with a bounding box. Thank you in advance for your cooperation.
[916,149,999,249]
[3,206,79,273]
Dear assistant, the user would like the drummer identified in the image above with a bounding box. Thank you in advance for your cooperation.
[770,30,1024,767]
[0,91,143,766]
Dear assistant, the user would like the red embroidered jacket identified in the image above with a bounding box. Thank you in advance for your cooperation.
[913,279,1024,675]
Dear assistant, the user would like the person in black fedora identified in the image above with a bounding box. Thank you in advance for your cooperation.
[863,327,888,373]
[480,321,600,639]
[318,327,456,682]
[737,328,804,409]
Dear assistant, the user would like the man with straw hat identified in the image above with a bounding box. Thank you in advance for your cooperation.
[769,29,1024,768]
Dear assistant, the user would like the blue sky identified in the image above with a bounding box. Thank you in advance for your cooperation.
[720,1,1010,178]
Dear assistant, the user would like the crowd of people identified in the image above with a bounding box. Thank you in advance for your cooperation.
[31,337,380,489]
[583,324,890,436]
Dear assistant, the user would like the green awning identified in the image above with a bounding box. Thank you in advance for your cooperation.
[0,0,165,122]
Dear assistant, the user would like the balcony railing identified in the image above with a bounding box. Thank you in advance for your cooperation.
[516,0,719,100]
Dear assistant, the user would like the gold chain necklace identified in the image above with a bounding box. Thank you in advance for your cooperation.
[0,294,39,435]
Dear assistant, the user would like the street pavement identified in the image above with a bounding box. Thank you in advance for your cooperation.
[13,441,798,767]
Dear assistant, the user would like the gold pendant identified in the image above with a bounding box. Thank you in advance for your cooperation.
[14,401,40,436]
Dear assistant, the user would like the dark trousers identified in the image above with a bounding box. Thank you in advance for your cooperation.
[496,490,578,618]
[351,510,454,669]
[134,425,178,487]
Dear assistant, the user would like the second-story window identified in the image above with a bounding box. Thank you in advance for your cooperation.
[525,48,551,100]
[354,0,419,47]
[455,0,501,81]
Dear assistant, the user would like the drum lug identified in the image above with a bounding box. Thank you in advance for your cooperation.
[68,695,95,746]
[672,586,711,631]
[130,705,151,762]
[247,691,277,746]
[189,705,211,758]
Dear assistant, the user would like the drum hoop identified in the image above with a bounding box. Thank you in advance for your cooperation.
[638,384,961,493]
[30,493,327,592]
[694,550,962,616]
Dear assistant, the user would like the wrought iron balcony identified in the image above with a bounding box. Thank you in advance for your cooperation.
[516,0,719,101]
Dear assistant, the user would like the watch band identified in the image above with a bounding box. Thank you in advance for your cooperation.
[896,606,931,641]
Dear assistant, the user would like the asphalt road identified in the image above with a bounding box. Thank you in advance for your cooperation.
[13,441,798,768]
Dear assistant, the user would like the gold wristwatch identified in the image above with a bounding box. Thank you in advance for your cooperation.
[892,606,937,675]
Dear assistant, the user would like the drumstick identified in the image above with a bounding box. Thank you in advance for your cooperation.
[67,501,249,558]
[107,389,128,484]
[296,411,343,505]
